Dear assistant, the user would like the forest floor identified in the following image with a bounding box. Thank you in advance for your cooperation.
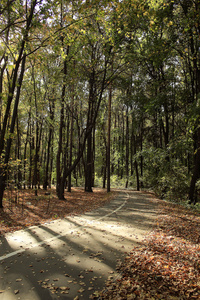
[94,199,200,299]
[0,188,200,299]
[0,187,115,236]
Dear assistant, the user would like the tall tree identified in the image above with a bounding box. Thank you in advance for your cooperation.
[0,0,38,208]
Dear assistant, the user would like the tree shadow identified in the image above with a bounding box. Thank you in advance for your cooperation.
[0,189,157,299]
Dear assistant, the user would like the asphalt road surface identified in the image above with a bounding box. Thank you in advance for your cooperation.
[0,190,158,300]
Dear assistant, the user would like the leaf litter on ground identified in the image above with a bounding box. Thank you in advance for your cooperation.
[0,187,116,236]
[90,198,200,299]
[1,189,200,299]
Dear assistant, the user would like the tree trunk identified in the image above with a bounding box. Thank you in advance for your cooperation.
[56,52,67,200]
[43,97,54,190]
[0,55,26,208]
[0,0,37,157]
[189,127,200,204]
[0,55,7,132]
[85,130,93,192]
[68,91,74,192]
[125,105,129,189]
[23,114,29,189]
[140,121,144,188]
[117,113,121,177]
[85,66,95,193]
[16,116,22,188]
[121,110,125,179]
[107,84,112,192]
[133,134,140,191]
[32,64,42,192]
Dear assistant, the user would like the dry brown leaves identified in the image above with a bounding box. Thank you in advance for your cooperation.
[92,200,200,300]
[0,187,115,236]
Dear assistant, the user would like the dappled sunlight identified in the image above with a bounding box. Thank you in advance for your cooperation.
[0,188,114,236]
[6,229,40,249]
[0,191,158,299]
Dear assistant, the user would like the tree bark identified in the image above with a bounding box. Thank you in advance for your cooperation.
[43,97,54,190]
[107,84,112,192]
[85,131,93,192]
[0,55,26,208]
[189,127,200,204]
[125,105,129,189]
[56,51,67,200]
[133,134,140,191]
[68,91,74,192]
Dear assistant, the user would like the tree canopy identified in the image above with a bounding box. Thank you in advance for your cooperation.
[0,0,200,207]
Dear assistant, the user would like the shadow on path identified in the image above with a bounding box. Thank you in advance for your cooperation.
[0,190,158,300]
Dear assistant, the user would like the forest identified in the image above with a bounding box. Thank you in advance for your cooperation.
[0,0,200,208]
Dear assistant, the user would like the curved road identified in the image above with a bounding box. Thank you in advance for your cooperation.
[0,190,158,300]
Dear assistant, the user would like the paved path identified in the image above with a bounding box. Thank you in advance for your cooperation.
[0,190,158,300]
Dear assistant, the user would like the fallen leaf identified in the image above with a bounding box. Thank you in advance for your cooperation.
[60,286,70,291]
[78,288,85,293]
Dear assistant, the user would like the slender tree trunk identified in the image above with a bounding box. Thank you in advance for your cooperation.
[101,126,107,189]
[103,163,106,189]
[0,55,7,132]
[16,116,22,188]
[23,115,30,189]
[92,125,95,187]
[85,130,93,192]
[189,127,200,204]
[133,134,140,191]
[56,2,69,199]
[117,113,121,177]
[43,98,54,190]
[56,56,67,199]
[85,66,95,193]
[125,105,129,189]
[121,110,125,179]
[0,55,26,208]
[0,0,37,157]
[107,84,112,192]
[140,121,144,188]
[68,93,74,192]
[130,110,134,176]
[32,64,40,193]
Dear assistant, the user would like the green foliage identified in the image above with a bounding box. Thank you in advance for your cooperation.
[94,174,127,189]
[0,0,199,205]
[138,145,190,201]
